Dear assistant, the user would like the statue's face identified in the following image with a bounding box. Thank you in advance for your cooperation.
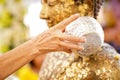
[40,0,93,27]
[40,0,78,27]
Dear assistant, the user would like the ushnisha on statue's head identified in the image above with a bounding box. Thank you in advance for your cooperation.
[40,0,104,27]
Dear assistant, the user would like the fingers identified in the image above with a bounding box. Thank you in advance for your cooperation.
[58,34,86,43]
[53,13,80,31]
[59,41,84,51]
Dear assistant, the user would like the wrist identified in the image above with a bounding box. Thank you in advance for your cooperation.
[25,40,41,57]
[30,38,48,56]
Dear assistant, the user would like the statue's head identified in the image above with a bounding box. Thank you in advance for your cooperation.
[40,0,103,27]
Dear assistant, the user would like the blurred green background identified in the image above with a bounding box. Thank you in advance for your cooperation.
[0,0,28,53]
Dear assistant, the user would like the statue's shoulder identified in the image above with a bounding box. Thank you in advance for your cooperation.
[39,51,72,79]
[97,43,119,59]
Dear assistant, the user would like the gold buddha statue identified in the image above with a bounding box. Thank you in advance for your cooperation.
[39,0,120,80]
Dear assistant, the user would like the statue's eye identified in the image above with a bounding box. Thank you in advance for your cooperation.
[74,0,83,4]
[48,1,57,7]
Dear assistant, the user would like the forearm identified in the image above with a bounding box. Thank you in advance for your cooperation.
[0,40,40,79]
[0,14,84,79]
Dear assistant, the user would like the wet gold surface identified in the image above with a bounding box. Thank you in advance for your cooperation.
[40,44,120,80]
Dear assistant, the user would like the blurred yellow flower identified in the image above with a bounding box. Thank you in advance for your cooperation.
[17,65,38,80]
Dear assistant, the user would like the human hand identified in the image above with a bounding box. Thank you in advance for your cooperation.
[32,14,86,54]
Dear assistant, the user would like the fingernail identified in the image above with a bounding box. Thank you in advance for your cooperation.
[79,46,84,50]
[78,37,86,43]
[74,13,80,17]
[82,37,87,42]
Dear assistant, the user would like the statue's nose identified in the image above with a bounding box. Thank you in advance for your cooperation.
[40,5,49,19]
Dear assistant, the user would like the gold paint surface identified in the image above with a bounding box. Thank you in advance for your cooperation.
[39,44,120,80]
